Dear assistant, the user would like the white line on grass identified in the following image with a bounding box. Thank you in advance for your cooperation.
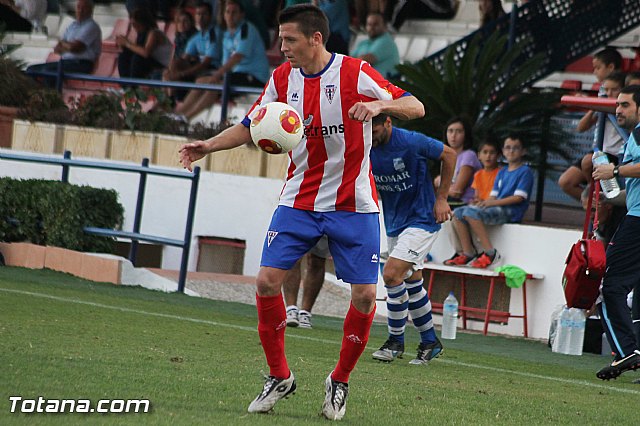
[3,287,640,396]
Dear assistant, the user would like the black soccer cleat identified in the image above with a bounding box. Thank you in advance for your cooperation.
[596,350,640,380]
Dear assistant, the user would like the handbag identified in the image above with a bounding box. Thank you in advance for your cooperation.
[562,182,607,309]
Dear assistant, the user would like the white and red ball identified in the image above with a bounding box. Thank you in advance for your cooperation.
[250,102,303,154]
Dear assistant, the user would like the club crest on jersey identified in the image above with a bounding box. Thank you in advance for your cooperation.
[290,92,299,102]
[393,158,406,172]
[267,230,278,247]
[303,114,314,126]
[324,84,336,104]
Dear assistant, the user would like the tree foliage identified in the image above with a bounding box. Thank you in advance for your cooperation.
[395,31,574,162]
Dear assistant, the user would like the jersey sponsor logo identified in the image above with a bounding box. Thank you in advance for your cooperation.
[304,123,345,138]
[267,230,278,247]
[324,84,336,104]
[393,158,406,172]
[302,114,345,137]
[371,253,379,263]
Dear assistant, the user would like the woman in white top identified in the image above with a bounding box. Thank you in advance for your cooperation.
[116,8,172,79]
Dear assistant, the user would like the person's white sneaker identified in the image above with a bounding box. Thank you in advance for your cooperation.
[298,310,312,329]
[321,373,348,420]
[247,372,296,413]
[286,306,299,327]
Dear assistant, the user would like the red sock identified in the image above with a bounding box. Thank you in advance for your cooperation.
[256,293,289,379]
[332,303,375,383]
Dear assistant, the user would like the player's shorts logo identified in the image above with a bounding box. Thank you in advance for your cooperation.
[267,231,279,247]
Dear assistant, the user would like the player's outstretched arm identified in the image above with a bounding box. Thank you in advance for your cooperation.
[434,144,457,223]
[179,123,252,171]
[348,95,425,122]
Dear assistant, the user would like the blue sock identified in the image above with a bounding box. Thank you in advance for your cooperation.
[405,278,436,344]
[385,283,408,344]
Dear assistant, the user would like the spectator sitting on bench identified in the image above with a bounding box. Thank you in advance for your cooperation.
[471,139,502,203]
[116,8,173,79]
[162,2,222,100]
[26,0,102,87]
[175,0,268,121]
[444,134,534,269]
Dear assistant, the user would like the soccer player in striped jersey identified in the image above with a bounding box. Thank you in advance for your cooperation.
[179,4,425,420]
[369,114,456,365]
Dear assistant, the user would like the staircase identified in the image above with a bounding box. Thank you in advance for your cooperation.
[426,0,640,89]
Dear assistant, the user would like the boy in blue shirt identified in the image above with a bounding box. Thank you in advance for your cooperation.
[446,134,534,269]
[369,114,456,364]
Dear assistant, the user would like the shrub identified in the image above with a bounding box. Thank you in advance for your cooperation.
[0,178,124,253]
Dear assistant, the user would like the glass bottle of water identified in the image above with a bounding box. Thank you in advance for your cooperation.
[592,148,620,199]
[441,291,458,340]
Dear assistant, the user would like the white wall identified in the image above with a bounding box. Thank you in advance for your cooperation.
[0,149,583,340]
[0,150,283,277]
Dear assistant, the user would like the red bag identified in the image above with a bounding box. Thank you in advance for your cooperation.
[562,182,607,309]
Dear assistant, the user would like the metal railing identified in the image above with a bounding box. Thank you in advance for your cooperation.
[25,66,264,123]
[0,150,200,293]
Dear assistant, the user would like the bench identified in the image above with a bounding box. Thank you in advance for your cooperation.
[423,263,544,337]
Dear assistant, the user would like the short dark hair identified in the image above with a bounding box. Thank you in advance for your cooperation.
[444,116,474,150]
[225,0,244,13]
[372,114,389,126]
[477,139,499,153]
[594,47,623,70]
[367,12,386,24]
[604,70,626,88]
[504,133,525,148]
[195,1,212,16]
[620,85,640,108]
[279,4,329,44]
[625,71,640,85]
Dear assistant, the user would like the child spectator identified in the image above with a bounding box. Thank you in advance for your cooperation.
[558,48,623,201]
[172,9,197,60]
[576,71,625,183]
[434,116,482,205]
[471,139,501,202]
[625,71,640,87]
[444,134,534,268]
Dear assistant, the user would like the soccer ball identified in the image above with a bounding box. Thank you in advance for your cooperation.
[250,102,303,154]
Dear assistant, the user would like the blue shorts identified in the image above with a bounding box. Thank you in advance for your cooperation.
[453,205,511,225]
[260,206,380,284]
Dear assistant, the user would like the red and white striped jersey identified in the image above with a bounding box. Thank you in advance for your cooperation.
[244,53,408,213]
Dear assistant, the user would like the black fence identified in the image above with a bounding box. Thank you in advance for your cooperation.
[427,0,639,90]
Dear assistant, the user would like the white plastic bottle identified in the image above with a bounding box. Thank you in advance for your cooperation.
[441,291,458,340]
[592,148,621,199]
[567,308,585,356]
[552,306,572,354]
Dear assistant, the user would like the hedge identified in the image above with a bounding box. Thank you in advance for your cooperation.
[0,178,124,253]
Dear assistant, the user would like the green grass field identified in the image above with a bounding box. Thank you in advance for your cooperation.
[1,267,638,425]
